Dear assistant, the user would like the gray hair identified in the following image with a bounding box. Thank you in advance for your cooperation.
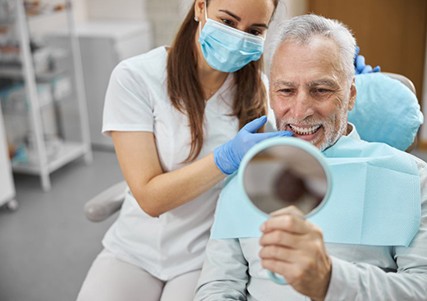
[268,14,356,80]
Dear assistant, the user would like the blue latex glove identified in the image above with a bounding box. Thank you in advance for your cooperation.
[354,46,381,74]
[214,116,293,175]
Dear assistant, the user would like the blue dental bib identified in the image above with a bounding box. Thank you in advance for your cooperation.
[211,135,421,247]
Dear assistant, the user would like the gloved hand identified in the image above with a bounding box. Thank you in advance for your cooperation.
[214,116,293,175]
[354,46,381,74]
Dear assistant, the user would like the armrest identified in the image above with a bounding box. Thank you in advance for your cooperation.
[84,180,127,222]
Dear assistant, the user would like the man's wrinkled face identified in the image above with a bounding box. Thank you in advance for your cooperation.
[270,37,356,150]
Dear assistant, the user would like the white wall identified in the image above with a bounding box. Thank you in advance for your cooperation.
[83,0,182,46]
[283,0,307,17]
[147,0,182,46]
[72,0,88,23]
[86,0,146,20]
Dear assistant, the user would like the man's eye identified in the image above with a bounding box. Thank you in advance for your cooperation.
[278,88,294,95]
[312,88,332,95]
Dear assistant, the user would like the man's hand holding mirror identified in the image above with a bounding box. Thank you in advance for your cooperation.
[239,137,332,290]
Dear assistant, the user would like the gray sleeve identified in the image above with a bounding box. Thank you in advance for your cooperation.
[325,161,427,301]
[194,239,249,301]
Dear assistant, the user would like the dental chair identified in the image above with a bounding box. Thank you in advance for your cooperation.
[84,72,423,222]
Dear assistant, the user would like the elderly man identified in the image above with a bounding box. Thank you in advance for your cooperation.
[194,14,427,301]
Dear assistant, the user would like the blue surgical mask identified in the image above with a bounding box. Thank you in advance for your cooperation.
[198,6,265,73]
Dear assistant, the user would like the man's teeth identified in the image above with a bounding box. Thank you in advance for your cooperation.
[289,125,320,135]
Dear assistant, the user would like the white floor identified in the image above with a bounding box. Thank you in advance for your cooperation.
[0,150,122,301]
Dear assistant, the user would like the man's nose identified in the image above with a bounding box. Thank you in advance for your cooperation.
[291,93,314,120]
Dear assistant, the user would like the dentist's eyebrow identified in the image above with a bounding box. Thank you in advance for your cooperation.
[219,9,241,21]
[219,9,269,29]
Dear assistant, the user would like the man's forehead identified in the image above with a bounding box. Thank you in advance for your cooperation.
[272,38,339,66]
[270,40,344,87]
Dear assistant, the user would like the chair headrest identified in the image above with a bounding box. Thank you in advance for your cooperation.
[349,73,423,151]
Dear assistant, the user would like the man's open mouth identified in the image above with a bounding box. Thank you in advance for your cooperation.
[288,124,321,136]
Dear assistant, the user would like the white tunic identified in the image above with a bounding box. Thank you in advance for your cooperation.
[101,47,240,280]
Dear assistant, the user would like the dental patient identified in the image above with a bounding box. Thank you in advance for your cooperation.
[194,14,427,301]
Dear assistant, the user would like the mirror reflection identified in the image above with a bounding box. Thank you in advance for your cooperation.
[243,143,329,216]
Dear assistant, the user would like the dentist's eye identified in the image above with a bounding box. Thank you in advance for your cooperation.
[221,18,236,28]
[249,28,263,36]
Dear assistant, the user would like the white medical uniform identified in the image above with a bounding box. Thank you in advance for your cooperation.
[102,46,244,280]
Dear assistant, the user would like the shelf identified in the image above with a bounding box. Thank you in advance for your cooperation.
[0,66,66,81]
[2,0,92,191]
[12,141,87,175]
[0,1,16,25]
[0,3,67,25]
[25,2,68,19]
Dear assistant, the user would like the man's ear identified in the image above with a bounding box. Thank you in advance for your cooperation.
[348,78,357,111]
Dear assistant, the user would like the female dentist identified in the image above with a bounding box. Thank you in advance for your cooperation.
[76,0,289,300]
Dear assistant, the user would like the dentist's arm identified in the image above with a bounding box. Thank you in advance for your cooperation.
[112,116,292,217]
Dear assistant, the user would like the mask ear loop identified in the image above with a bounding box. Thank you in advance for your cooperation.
[197,1,208,33]
[194,1,207,22]
[204,1,208,21]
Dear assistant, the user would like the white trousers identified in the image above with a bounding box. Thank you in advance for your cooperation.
[77,249,201,301]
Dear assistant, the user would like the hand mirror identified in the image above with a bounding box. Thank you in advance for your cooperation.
[238,137,332,284]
